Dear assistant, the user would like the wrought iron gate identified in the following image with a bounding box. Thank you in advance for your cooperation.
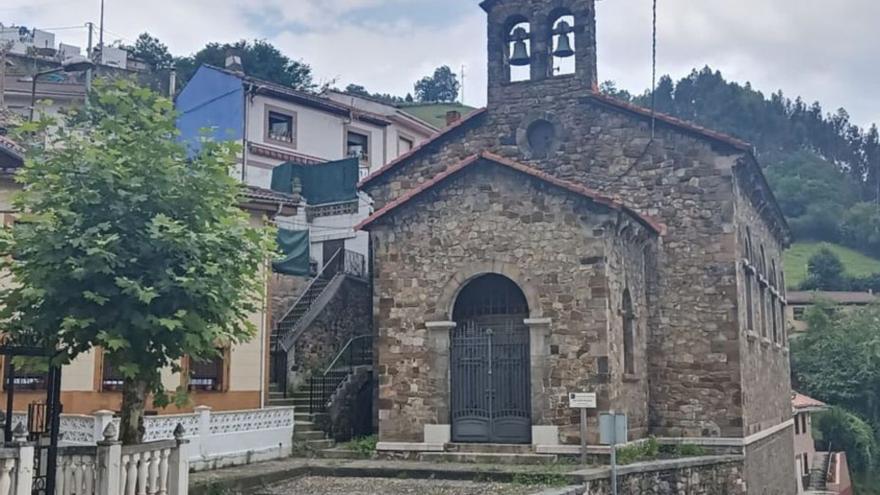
[450,320,531,444]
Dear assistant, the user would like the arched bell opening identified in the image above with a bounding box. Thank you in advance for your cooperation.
[550,12,576,76]
[506,18,532,83]
[450,274,532,444]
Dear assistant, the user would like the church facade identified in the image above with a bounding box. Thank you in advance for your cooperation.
[358,0,794,492]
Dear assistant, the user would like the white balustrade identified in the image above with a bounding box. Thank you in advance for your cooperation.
[0,422,189,495]
[0,457,16,495]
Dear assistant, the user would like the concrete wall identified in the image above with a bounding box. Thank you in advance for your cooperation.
[743,427,797,495]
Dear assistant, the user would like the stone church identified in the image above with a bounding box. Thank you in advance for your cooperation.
[358,0,794,491]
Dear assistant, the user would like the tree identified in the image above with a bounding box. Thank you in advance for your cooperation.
[414,66,460,103]
[801,248,848,290]
[122,33,174,70]
[0,79,274,444]
[175,40,314,91]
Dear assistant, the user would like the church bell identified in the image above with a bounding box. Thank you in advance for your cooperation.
[508,27,531,66]
[552,21,575,58]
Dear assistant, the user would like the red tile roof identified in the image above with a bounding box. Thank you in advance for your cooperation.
[358,108,488,188]
[792,393,828,412]
[355,151,664,234]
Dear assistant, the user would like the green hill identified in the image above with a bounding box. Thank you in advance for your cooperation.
[399,103,476,129]
[784,242,880,288]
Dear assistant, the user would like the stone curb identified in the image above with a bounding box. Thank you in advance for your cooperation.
[530,486,586,495]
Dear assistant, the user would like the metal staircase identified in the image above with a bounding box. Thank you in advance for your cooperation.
[268,248,366,398]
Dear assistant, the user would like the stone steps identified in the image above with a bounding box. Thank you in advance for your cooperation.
[444,443,536,454]
[418,452,558,465]
[316,447,368,460]
[295,429,327,441]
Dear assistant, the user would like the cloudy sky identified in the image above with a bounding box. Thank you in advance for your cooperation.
[3,0,878,127]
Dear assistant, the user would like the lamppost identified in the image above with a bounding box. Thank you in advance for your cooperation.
[29,55,95,121]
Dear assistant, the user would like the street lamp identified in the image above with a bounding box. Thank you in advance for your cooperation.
[29,55,96,121]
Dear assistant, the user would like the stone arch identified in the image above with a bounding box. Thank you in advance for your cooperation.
[436,261,542,321]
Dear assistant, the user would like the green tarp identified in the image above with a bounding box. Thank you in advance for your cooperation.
[271,157,359,205]
[272,229,311,276]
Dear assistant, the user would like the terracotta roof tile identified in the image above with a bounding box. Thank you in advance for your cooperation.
[355,151,664,234]
[792,393,828,412]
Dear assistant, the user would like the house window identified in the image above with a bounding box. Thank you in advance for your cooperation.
[101,355,125,392]
[347,130,370,165]
[398,136,414,156]
[622,289,635,375]
[266,110,296,145]
[795,413,801,435]
[188,349,227,392]
[793,307,806,321]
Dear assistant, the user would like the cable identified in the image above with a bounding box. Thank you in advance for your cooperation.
[650,0,658,140]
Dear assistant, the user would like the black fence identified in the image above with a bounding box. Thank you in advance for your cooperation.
[308,335,372,414]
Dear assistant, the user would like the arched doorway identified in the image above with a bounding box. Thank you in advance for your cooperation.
[450,274,531,444]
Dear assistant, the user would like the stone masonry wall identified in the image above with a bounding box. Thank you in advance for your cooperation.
[364,85,758,437]
[268,273,311,328]
[371,164,653,443]
[733,165,792,434]
[584,458,748,495]
[291,277,371,385]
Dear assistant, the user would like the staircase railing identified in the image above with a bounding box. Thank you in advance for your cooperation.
[308,335,373,414]
[823,442,834,484]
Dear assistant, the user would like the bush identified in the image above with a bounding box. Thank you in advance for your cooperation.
[815,407,878,473]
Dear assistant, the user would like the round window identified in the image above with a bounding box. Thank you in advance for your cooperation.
[526,120,556,156]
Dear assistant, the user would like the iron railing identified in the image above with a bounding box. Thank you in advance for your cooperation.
[270,248,367,398]
[308,335,373,414]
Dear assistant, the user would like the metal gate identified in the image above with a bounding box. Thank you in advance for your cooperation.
[450,320,531,444]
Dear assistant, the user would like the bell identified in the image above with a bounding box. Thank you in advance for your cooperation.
[553,22,575,58]
[508,27,531,66]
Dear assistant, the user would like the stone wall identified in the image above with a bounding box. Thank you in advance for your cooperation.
[291,276,371,381]
[268,272,311,328]
[733,164,792,434]
[370,164,653,443]
[363,86,793,438]
[582,457,748,495]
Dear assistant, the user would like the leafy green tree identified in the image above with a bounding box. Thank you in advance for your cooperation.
[121,33,174,70]
[801,248,849,290]
[414,66,460,103]
[791,302,880,427]
[0,79,274,444]
[815,407,878,473]
[175,40,314,91]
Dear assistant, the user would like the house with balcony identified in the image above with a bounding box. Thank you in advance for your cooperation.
[175,60,437,269]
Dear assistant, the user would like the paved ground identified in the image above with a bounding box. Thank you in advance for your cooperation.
[257,476,545,495]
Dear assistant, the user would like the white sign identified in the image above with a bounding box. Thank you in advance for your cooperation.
[568,392,597,409]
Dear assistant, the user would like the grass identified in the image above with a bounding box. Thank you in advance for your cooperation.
[398,103,477,129]
[344,435,378,456]
[615,438,706,465]
[784,241,880,288]
[510,472,569,487]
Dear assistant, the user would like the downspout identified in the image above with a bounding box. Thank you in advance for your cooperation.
[242,83,256,183]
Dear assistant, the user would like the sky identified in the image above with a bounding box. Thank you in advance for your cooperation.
[2,0,878,127]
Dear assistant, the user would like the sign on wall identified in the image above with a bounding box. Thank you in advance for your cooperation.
[568,392,597,409]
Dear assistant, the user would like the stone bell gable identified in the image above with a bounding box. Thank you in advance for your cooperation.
[360,153,658,444]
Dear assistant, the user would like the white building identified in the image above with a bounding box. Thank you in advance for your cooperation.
[176,60,439,267]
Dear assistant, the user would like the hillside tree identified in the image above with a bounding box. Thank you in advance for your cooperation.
[0,79,274,444]
[175,40,314,90]
[414,65,460,103]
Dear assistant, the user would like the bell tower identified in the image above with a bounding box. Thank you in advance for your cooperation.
[481,0,597,108]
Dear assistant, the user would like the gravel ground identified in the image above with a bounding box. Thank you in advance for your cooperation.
[258,476,545,495]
